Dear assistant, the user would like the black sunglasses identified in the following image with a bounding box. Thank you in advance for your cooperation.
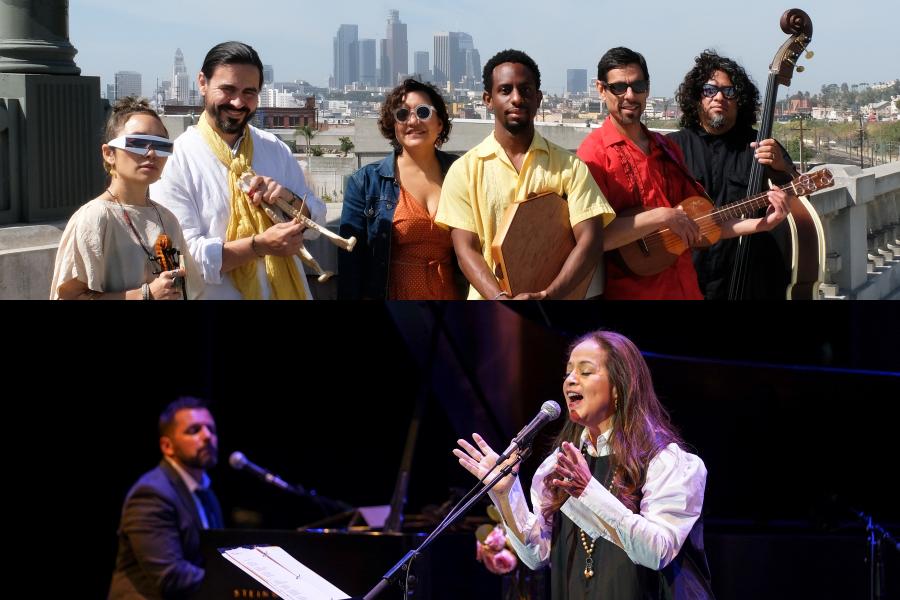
[702,84,737,99]
[393,104,436,122]
[602,80,649,95]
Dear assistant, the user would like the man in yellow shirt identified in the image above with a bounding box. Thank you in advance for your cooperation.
[436,49,614,300]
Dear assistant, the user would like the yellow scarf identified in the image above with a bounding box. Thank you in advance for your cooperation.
[197,114,307,299]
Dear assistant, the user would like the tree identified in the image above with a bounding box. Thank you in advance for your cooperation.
[339,136,355,157]
[296,125,317,156]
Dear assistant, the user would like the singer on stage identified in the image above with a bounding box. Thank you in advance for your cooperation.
[455,330,715,599]
[108,397,223,600]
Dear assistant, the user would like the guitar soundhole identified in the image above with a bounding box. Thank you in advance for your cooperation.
[638,238,650,256]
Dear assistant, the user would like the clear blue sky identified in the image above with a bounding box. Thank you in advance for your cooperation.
[71,0,897,99]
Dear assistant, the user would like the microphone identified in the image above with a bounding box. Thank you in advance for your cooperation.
[228,451,304,494]
[497,400,561,461]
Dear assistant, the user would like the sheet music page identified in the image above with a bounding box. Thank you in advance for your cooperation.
[221,545,350,600]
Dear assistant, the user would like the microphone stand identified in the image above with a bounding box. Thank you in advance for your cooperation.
[361,448,530,600]
[853,508,899,600]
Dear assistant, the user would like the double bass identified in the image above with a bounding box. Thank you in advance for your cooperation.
[729,8,826,300]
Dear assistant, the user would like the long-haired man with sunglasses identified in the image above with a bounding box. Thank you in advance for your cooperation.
[670,50,798,300]
[577,47,711,299]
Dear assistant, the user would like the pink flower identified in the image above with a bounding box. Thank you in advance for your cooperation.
[484,524,508,552]
[484,549,518,574]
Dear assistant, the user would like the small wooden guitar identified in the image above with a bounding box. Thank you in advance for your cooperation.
[616,169,834,277]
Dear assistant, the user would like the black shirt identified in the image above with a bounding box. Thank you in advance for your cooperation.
[668,126,794,300]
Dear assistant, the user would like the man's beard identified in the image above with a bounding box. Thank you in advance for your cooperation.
[707,113,727,129]
[183,444,219,470]
[207,103,254,134]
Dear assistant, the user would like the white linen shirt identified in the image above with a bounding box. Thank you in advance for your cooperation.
[490,429,707,572]
[151,125,326,299]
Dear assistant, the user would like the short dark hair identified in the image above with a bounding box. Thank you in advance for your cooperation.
[676,50,759,130]
[378,79,452,151]
[597,47,650,82]
[201,41,264,88]
[158,396,211,437]
[482,49,541,92]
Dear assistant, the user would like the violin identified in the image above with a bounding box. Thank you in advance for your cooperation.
[154,233,188,300]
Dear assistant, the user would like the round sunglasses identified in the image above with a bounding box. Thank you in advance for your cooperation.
[702,84,737,99]
[393,104,436,122]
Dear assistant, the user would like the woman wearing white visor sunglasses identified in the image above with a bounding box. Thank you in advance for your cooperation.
[51,96,199,300]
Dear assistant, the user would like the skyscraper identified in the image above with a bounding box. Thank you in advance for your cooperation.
[172,48,190,105]
[566,69,588,95]
[432,32,458,85]
[114,71,142,100]
[333,24,358,89]
[464,48,481,88]
[384,10,408,86]
[414,51,430,82]
[263,65,274,86]
[358,39,376,87]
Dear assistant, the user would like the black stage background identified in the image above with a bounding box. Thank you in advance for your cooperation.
[12,302,898,599]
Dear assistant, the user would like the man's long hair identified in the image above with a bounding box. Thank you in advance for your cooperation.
[676,50,760,130]
[540,331,684,520]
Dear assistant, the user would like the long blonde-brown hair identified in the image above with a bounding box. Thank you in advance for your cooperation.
[541,330,683,520]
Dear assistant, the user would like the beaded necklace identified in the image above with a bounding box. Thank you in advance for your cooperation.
[106,188,167,273]
[577,441,618,580]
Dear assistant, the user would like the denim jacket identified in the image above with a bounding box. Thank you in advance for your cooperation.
[338,150,459,299]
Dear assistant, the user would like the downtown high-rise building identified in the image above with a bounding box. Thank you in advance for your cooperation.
[263,65,274,86]
[567,69,588,95]
[382,9,408,87]
[358,39,376,87]
[413,51,430,82]
[113,71,142,100]
[434,32,479,87]
[333,24,359,89]
[172,48,190,105]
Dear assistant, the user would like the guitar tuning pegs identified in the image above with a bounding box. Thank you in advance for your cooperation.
[797,66,805,73]
[805,51,814,59]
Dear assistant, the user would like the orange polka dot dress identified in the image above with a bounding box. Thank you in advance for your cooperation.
[388,186,460,300]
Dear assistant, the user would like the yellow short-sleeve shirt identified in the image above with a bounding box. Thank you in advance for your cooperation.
[436,130,615,299]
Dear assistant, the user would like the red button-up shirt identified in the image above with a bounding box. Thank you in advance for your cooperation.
[577,117,703,300]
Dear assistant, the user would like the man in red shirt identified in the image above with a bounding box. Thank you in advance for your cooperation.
[577,47,790,299]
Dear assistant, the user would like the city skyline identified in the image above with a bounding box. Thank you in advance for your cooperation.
[71,1,897,100]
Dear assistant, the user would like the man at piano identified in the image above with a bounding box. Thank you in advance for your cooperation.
[669,50,799,300]
[108,397,224,599]
[577,47,792,300]
[436,49,614,300]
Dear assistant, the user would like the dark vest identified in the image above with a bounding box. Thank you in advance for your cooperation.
[549,454,715,600]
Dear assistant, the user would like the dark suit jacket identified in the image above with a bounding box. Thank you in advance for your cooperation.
[108,460,223,600]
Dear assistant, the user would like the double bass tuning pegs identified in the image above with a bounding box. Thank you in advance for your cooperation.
[797,66,805,73]
[805,50,814,59]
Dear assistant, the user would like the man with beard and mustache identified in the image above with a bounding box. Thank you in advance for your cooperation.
[577,47,792,300]
[436,49,614,300]
[669,50,798,300]
[109,397,223,599]
[152,41,326,299]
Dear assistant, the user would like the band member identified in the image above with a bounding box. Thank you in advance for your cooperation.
[152,41,326,299]
[436,49,613,300]
[670,50,799,299]
[577,47,791,300]
[455,330,715,599]
[51,96,196,300]
[339,79,462,300]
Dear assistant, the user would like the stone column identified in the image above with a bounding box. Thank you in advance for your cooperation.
[0,0,80,75]
[1,0,103,227]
